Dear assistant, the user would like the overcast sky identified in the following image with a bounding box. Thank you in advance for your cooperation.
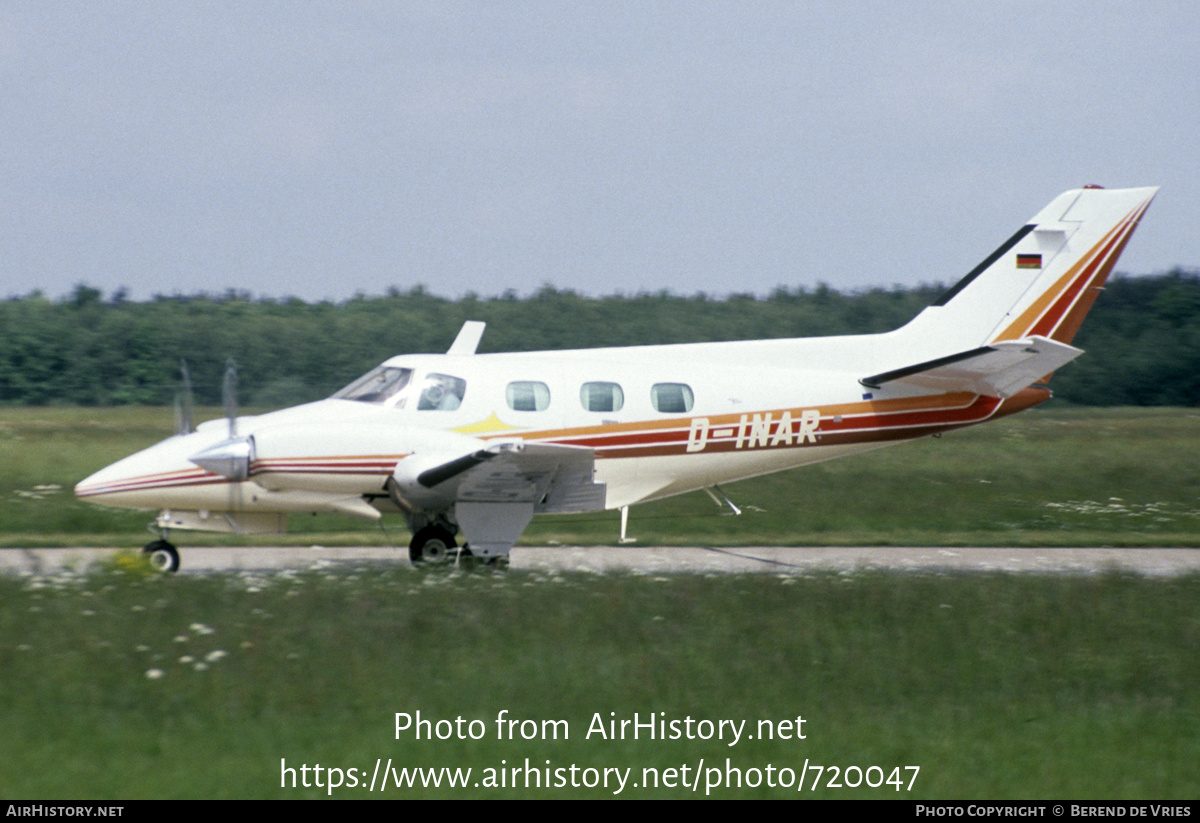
[2,2,1196,302]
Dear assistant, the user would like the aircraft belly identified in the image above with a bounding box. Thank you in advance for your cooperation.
[74,477,230,512]
[597,440,904,509]
[81,476,381,518]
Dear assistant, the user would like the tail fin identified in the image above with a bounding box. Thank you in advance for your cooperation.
[865,186,1157,398]
[984,186,1157,345]
[897,186,1157,354]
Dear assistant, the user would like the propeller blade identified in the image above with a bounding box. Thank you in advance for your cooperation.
[174,359,195,435]
[223,358,238,438]
[221,357,245,513]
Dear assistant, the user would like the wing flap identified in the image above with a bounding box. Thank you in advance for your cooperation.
[861,336,1081,398]
[456,442,606,514]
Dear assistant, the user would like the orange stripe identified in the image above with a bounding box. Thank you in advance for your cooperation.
[79,392,1025,494]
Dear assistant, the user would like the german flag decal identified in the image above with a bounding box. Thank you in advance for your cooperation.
[1016,253,1042,269]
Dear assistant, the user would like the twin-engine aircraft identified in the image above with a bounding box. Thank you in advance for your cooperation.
[76,186,1157,571]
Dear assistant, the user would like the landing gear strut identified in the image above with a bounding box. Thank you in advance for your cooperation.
[143,539,180,573]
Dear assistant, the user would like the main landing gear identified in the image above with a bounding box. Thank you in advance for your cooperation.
[409,525,460,564]
[408,526,507,568]
[142,538,180,573]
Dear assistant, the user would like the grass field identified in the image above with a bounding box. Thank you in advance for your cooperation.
[1,404,1197,548]
[1,405,1198,799]
[2,563,1198,799]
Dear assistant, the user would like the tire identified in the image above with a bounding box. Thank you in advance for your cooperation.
[408,527,457,565]
[143,540,180,573]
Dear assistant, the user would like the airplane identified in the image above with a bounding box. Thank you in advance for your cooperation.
[75,185,1157,572]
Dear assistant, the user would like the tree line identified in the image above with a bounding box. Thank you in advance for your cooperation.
[1,271,1197,408]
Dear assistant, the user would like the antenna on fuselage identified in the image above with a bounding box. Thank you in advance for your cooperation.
[446,321,486,355]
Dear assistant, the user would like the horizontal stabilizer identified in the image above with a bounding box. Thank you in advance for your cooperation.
[860,336,1081,398]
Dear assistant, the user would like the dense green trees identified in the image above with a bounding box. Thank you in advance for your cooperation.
[0,272,1195,407]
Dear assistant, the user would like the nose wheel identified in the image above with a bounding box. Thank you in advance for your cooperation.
[143,539,180,573]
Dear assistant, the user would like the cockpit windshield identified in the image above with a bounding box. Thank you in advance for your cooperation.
[331,366,413,406]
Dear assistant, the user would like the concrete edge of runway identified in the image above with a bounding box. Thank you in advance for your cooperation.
[3,545,1200,576]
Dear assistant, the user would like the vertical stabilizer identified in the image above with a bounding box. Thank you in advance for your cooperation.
[986,187,1157,345]
[893,186,1157,357]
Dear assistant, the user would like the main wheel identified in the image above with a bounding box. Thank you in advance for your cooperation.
[408,527,457,565]
[143,539,180,573]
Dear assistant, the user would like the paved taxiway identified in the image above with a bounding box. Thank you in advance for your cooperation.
[3,545,1200,576]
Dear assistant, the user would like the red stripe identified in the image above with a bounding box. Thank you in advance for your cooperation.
[81,394,1010,494]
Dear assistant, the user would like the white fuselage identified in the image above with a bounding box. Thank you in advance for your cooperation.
[74,335,1041,524]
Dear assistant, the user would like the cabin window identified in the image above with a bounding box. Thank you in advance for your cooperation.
[580,381,624,412]
[506,381,550,412]
[652,383,694,413]
[416,373,467,410]
[332,366,413,406]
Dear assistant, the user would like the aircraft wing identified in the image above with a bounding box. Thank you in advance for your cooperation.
[860,336,1082,398]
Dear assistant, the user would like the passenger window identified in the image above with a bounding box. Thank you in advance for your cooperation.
[580,382,624,412]
[506,381,550,412]
[652,383,694,413]
[417,373,466,410]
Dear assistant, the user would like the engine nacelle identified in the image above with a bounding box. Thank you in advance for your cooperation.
[387,437,524,512]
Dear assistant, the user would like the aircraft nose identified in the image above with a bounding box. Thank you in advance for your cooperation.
[74,459,140,504]
[74,431,223,509]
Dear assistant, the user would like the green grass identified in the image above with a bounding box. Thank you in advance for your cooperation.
[1,564,1197,798]
[1,404,1198,548]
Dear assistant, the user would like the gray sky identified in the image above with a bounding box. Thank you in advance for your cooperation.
[2,2,1196,302]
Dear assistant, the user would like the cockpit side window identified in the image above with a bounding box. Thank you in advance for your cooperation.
[417,373,467,410]
[331,366,413,406]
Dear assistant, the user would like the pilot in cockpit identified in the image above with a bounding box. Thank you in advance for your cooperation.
[418,374,465,410]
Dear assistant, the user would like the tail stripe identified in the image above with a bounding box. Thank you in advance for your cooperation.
[993,197,1152,344]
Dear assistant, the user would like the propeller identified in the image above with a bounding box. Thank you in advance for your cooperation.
[189,357,254,490]
[174,360,195,436]
[223,357,238,438]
